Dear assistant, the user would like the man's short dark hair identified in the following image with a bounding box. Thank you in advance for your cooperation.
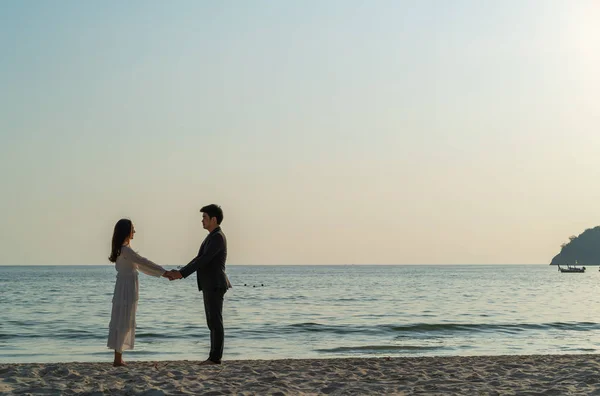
[201,204,224,225]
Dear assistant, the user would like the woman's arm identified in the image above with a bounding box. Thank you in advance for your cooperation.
[125,248,166,277]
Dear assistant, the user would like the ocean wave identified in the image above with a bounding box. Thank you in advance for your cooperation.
[387,322,600,333]
[315,345,443,353]
[249,321,600,335]
[4,321,599,344]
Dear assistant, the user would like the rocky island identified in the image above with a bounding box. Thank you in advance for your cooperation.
[550,226,600,265]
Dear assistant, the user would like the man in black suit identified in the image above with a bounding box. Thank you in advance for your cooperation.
[167,204,230,365]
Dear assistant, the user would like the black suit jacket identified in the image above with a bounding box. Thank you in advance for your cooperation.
[179,227,230,291]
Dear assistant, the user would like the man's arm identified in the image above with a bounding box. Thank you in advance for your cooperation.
[178,234,224,278]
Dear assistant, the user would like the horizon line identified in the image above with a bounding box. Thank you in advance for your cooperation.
[0,263,558,267]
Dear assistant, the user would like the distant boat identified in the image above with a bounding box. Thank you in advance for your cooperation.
[558,261,586,273]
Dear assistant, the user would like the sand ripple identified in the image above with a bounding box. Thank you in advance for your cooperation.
[3,355,600,395]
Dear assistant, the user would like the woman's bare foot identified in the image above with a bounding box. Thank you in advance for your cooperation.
[113,351,126,367]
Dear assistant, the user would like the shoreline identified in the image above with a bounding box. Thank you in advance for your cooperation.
[3,354,600,394]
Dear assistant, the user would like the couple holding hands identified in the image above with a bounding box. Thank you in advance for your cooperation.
[106,204,230,367]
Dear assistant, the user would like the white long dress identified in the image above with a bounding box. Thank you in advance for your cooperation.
[107,245,165,352]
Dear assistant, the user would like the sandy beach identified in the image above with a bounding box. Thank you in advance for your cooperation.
[3,355,600,395]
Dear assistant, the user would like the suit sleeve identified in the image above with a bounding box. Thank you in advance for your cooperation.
[179,234,224,278]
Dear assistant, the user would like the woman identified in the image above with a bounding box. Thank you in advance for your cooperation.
[107,218,169,367]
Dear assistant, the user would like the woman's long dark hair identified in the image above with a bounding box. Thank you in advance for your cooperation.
[109,219,132,263]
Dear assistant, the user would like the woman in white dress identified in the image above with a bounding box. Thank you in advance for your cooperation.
[107,218,169,367]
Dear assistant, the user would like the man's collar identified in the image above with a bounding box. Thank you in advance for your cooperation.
[209,226,221,235]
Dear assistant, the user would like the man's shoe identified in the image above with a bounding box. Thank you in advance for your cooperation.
[199,359,221,366]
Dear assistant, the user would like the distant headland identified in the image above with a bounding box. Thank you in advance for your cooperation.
[550,226,600,265]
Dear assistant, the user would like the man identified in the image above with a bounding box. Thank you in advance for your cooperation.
[166,204,231,365]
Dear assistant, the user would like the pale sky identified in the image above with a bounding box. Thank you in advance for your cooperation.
[1,1,599,265]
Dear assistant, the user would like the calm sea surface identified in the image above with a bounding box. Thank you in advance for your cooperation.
[2,265,600,363]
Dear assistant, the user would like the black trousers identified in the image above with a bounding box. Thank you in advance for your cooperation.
[202,288,226,362]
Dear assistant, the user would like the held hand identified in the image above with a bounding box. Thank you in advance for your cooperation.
[164,270,182,281]
[171,270,183,280]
